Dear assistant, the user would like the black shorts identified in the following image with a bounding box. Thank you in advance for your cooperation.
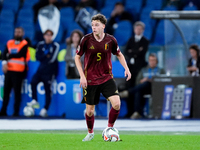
[81,79,119,105]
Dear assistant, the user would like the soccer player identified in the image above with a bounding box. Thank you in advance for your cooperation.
[75,14,131,141]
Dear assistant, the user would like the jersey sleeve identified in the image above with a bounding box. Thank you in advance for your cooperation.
[111,37,120,55]
[76,36,86,56]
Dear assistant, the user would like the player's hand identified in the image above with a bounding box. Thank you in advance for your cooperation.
[2,64,8,74]
[124,69,131,81]
[80,76,87,88]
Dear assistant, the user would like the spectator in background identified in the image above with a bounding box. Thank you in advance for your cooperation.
[27,29,59,117]
[187,44,200,76]
[65,30,84,79]
[120,54,165,119]
[0,27,29,116]
[75,0,96,11]
[123,21,149,117]
[106,2,133,35]
[33,0,59,22]
[59,0,76,9]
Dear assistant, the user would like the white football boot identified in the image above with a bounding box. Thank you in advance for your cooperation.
[27,99,40,109]
[82,132,94,141]
[39,108,48,117]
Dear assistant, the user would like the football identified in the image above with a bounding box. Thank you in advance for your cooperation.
[23,106,34,117]
[102,127,120,142]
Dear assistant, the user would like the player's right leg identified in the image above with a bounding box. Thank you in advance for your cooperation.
[82,104,95,141]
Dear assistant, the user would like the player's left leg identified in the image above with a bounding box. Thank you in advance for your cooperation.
[107,95,121,127]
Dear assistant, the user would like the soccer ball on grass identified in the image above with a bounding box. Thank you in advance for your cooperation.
[102,127,120,142]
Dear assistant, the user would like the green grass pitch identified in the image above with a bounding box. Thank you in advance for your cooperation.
[0,130,200,150]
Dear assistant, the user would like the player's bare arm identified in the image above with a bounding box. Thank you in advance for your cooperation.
[116,52,131,81]
[75,54,87,88]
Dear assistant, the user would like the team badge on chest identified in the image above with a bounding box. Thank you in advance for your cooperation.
[105,43,109,50]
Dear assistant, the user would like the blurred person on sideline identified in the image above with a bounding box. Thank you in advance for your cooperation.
[65,30,84,79]
[106,2,133,35]
[120,53,165,119]
[27,29,59,117]
[123,21,149,117]
[0,27,29,116]
[187,44,200,76]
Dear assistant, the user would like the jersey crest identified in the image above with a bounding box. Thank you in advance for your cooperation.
[105,43,109,50]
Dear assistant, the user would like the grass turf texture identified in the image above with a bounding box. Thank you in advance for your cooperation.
[0,131,200,150]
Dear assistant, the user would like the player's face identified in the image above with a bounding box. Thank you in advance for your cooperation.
[72,32,80,44]
[149,56,157,68]
[134,25,144,36]
[44,31,53,44]
[190,49,197,58]
[91,20,105,36]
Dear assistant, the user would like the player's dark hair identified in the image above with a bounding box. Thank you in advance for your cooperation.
[91,14,107,25]
[44,29,54,36]
[189,44,200,56]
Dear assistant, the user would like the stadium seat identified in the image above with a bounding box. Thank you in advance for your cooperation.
[183,3,198,10]
[2,0,20,13]
[113,20,132,46]
[100,7,112,19]
[140,6,157,27]
[163,5,178,11]
[17,8,34,25]
[60,7,75,29]
[23,0,40,8]
[54,24,64,43]
[125,0,143,15]
[65,22,84,38]
[146,0,163,9]
[153,20,164,45]
[0,10,15,24]
[0,25,14,45]
[18,23,35,41]
[104,0,123,9]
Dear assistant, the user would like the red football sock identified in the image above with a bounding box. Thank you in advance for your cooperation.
[108,107,120,127]
[85,113,94,133]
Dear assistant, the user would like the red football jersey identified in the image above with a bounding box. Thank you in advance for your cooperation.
[76,33,120,85]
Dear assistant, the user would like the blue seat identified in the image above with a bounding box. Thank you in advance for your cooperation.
[0,24,14,45]
[0,9,15,24]
[60,7,75,29]
[114,20,132,46]
[23,0,40,8]
[104,0,123,9]
[100,7,112,19]
[146,0,163,9]
[163,5,178,11]
[125,0,143,14]
[0,12,15,24]
[153,19,175,45]
[2,0,20,13]
[153,20,164,45]
[140,6,157,27]
[65,22,84,38]
[17,8,34,25]
[183,4,198,10]
[54,24,64,43]
[18,23,35,41]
